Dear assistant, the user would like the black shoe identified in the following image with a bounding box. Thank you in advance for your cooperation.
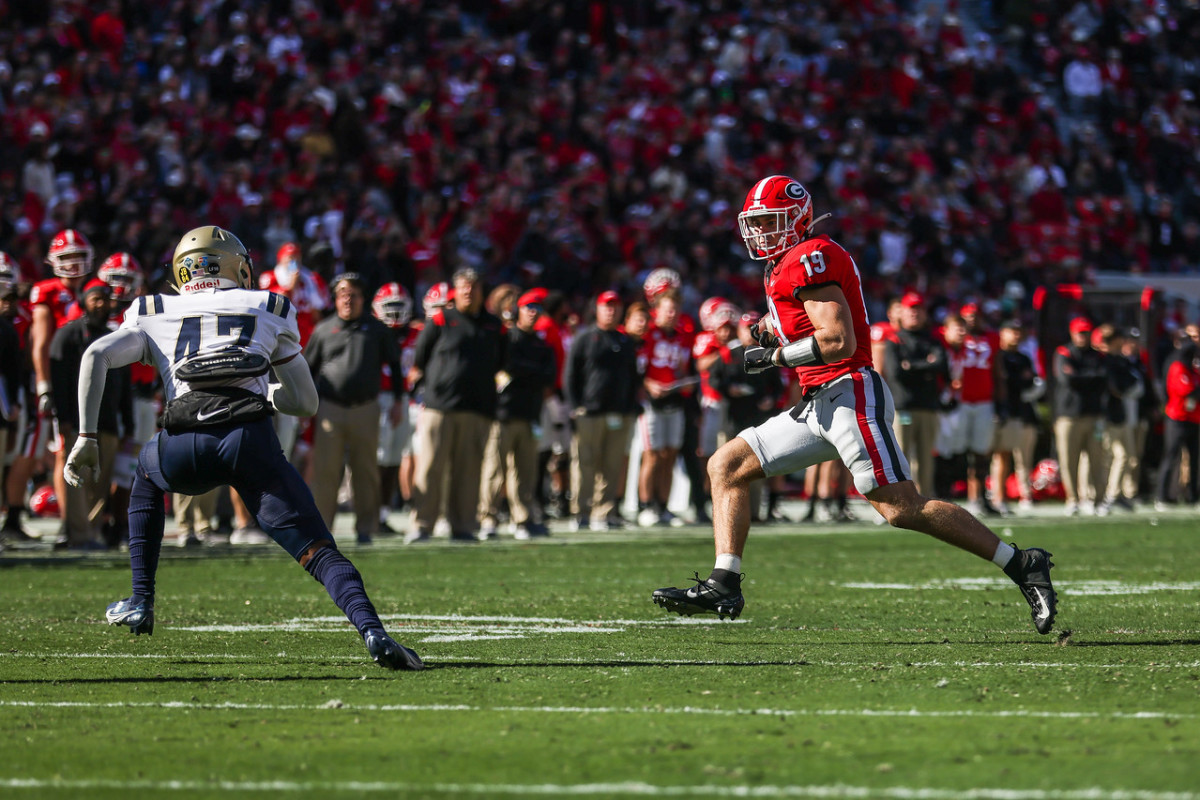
[693,508,712,525]
[1003,545,1057,635]
[0,524,43,549]
[450,531,478,543]
[356,532,373,545]
[363,629,424,671]
[377,520,397,536]
[652,572,745,620]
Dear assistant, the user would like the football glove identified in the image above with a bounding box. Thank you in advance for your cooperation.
[749,320,778,349]
[64,436,100,487]
[744,345,778,374]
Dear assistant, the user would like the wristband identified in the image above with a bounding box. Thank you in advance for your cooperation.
[36,380,52,397]
[775,336,825,368]
[78,432,98,440]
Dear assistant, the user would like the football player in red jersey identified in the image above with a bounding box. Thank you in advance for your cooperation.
[653,176,1058,635]
[693,298,740,518]
[942,309,1004,515]
[637,290,696,527]
[372,282,417,533]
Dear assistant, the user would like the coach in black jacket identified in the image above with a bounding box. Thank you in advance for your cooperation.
[478,289,557,539]
[883,293,949,495]
[564,290,640,530]
[409,268,506,542]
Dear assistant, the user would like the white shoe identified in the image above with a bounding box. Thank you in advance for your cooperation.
[965,500,983,516]
[1096,501,1111,517]
[1154,500,1170,512]
[1064,501,1080,516]
[637,508,660,528]
[1018,499,1035,513]
[589,519,609,532]
[230,527,270,545]
[479,518,498,540]
[433,519,452,538]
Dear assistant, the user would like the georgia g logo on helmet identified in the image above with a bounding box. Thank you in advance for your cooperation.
[737,175,816,261]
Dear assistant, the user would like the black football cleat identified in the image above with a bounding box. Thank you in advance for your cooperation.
[652,572,745,620]
[1003,544,1057,635]
[105,596,154,636]
[364,629,424,671]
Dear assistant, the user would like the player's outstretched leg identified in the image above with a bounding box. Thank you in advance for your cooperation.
[301,542,424,670]
[869,480,1058,634]
[107,470,166,636]
[653,438,762,620]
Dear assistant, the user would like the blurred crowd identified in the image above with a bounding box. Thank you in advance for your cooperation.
[5,0,1200,547]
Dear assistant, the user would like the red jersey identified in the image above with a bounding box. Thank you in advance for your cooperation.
[258,267,328,346]
[29,277,83,328]
[692,330,726,404]
[1165,359,1200,422]
[642,325,694,404]
[763,235,871,390]
[957,331,999,403]
[869,320,899,346]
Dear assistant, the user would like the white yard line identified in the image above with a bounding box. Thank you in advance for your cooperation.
[842,579,1200,596]
[0,778,1194,799]
[0,698,1194,721]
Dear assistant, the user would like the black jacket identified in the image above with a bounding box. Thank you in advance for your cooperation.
[50,317,133,436]
[1053,343,1108,417]
[564,324,640,416]
[712,342,785,430]
[996,349,1039,424]
[1104,352,1141,425]
[884,327,949,411]
[412,305,505,417]
[497,326,556,422]
[305,313,403,406]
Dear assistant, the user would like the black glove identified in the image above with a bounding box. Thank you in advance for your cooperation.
[744,345,777,374]
[749,320,778,349]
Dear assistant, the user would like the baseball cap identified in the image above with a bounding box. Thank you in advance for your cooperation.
[901,291,924,308]
[81,278,112,301]
[1069,316,1094,334]
[999,318,1024,331]
[959,302,978,316]
[597,290,621,305]
[518,287,548,309]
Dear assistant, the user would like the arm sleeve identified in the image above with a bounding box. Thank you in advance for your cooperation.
[78,328,150,435]
[271,355,320,417]
[563,334,581,408]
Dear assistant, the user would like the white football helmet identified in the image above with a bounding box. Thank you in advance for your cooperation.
[0,251,17,297]
[372,282,413,328]
[699,296,739,332]
[170,226,254,293]
[97,252,144,303]
[643,267,681,302]
[46,229,95,278]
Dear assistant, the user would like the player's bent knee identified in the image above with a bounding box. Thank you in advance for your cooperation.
[867,481,923,528]
[708,438,763,490]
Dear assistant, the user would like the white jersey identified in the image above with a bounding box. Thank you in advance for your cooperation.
[120,288,302,403]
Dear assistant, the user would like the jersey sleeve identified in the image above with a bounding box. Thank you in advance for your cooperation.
[263,292,303,363]
[779,240,851,300]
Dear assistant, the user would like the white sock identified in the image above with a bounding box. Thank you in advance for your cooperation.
[714,553,741,573]
[992,541,1016,569]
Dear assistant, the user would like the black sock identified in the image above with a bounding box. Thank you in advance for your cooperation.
[4,505,23,529]
[304,546,384,637]
[709,568,741,591]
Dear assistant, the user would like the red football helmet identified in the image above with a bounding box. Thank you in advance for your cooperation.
[372,282,413,328]
[423,281,449,317]
[699,296,739,332]
[1029,458,1065,501]
[0,251,17,297]
[46,229,95,278]
[29,484,60,518]
[737,175,814,261]
[643,267,681,301]
[97,252,144,303]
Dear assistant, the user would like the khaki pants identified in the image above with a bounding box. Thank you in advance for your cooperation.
[478,419,539,525]
[571,414,631,523]
[991,419,1037,503]
[310,398,381,536]
[893,408,939,495]
[62,430,118,543]
[1102,422,1137,503]
[1053,415,1104,504]
[175,488,219,536]
[412,408,492,535]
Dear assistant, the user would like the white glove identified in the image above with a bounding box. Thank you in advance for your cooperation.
[64,436,100,487]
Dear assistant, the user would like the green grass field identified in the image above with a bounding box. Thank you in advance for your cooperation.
[2,508,1199,799]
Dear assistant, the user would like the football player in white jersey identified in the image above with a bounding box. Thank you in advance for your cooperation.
[63,226,422,670]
